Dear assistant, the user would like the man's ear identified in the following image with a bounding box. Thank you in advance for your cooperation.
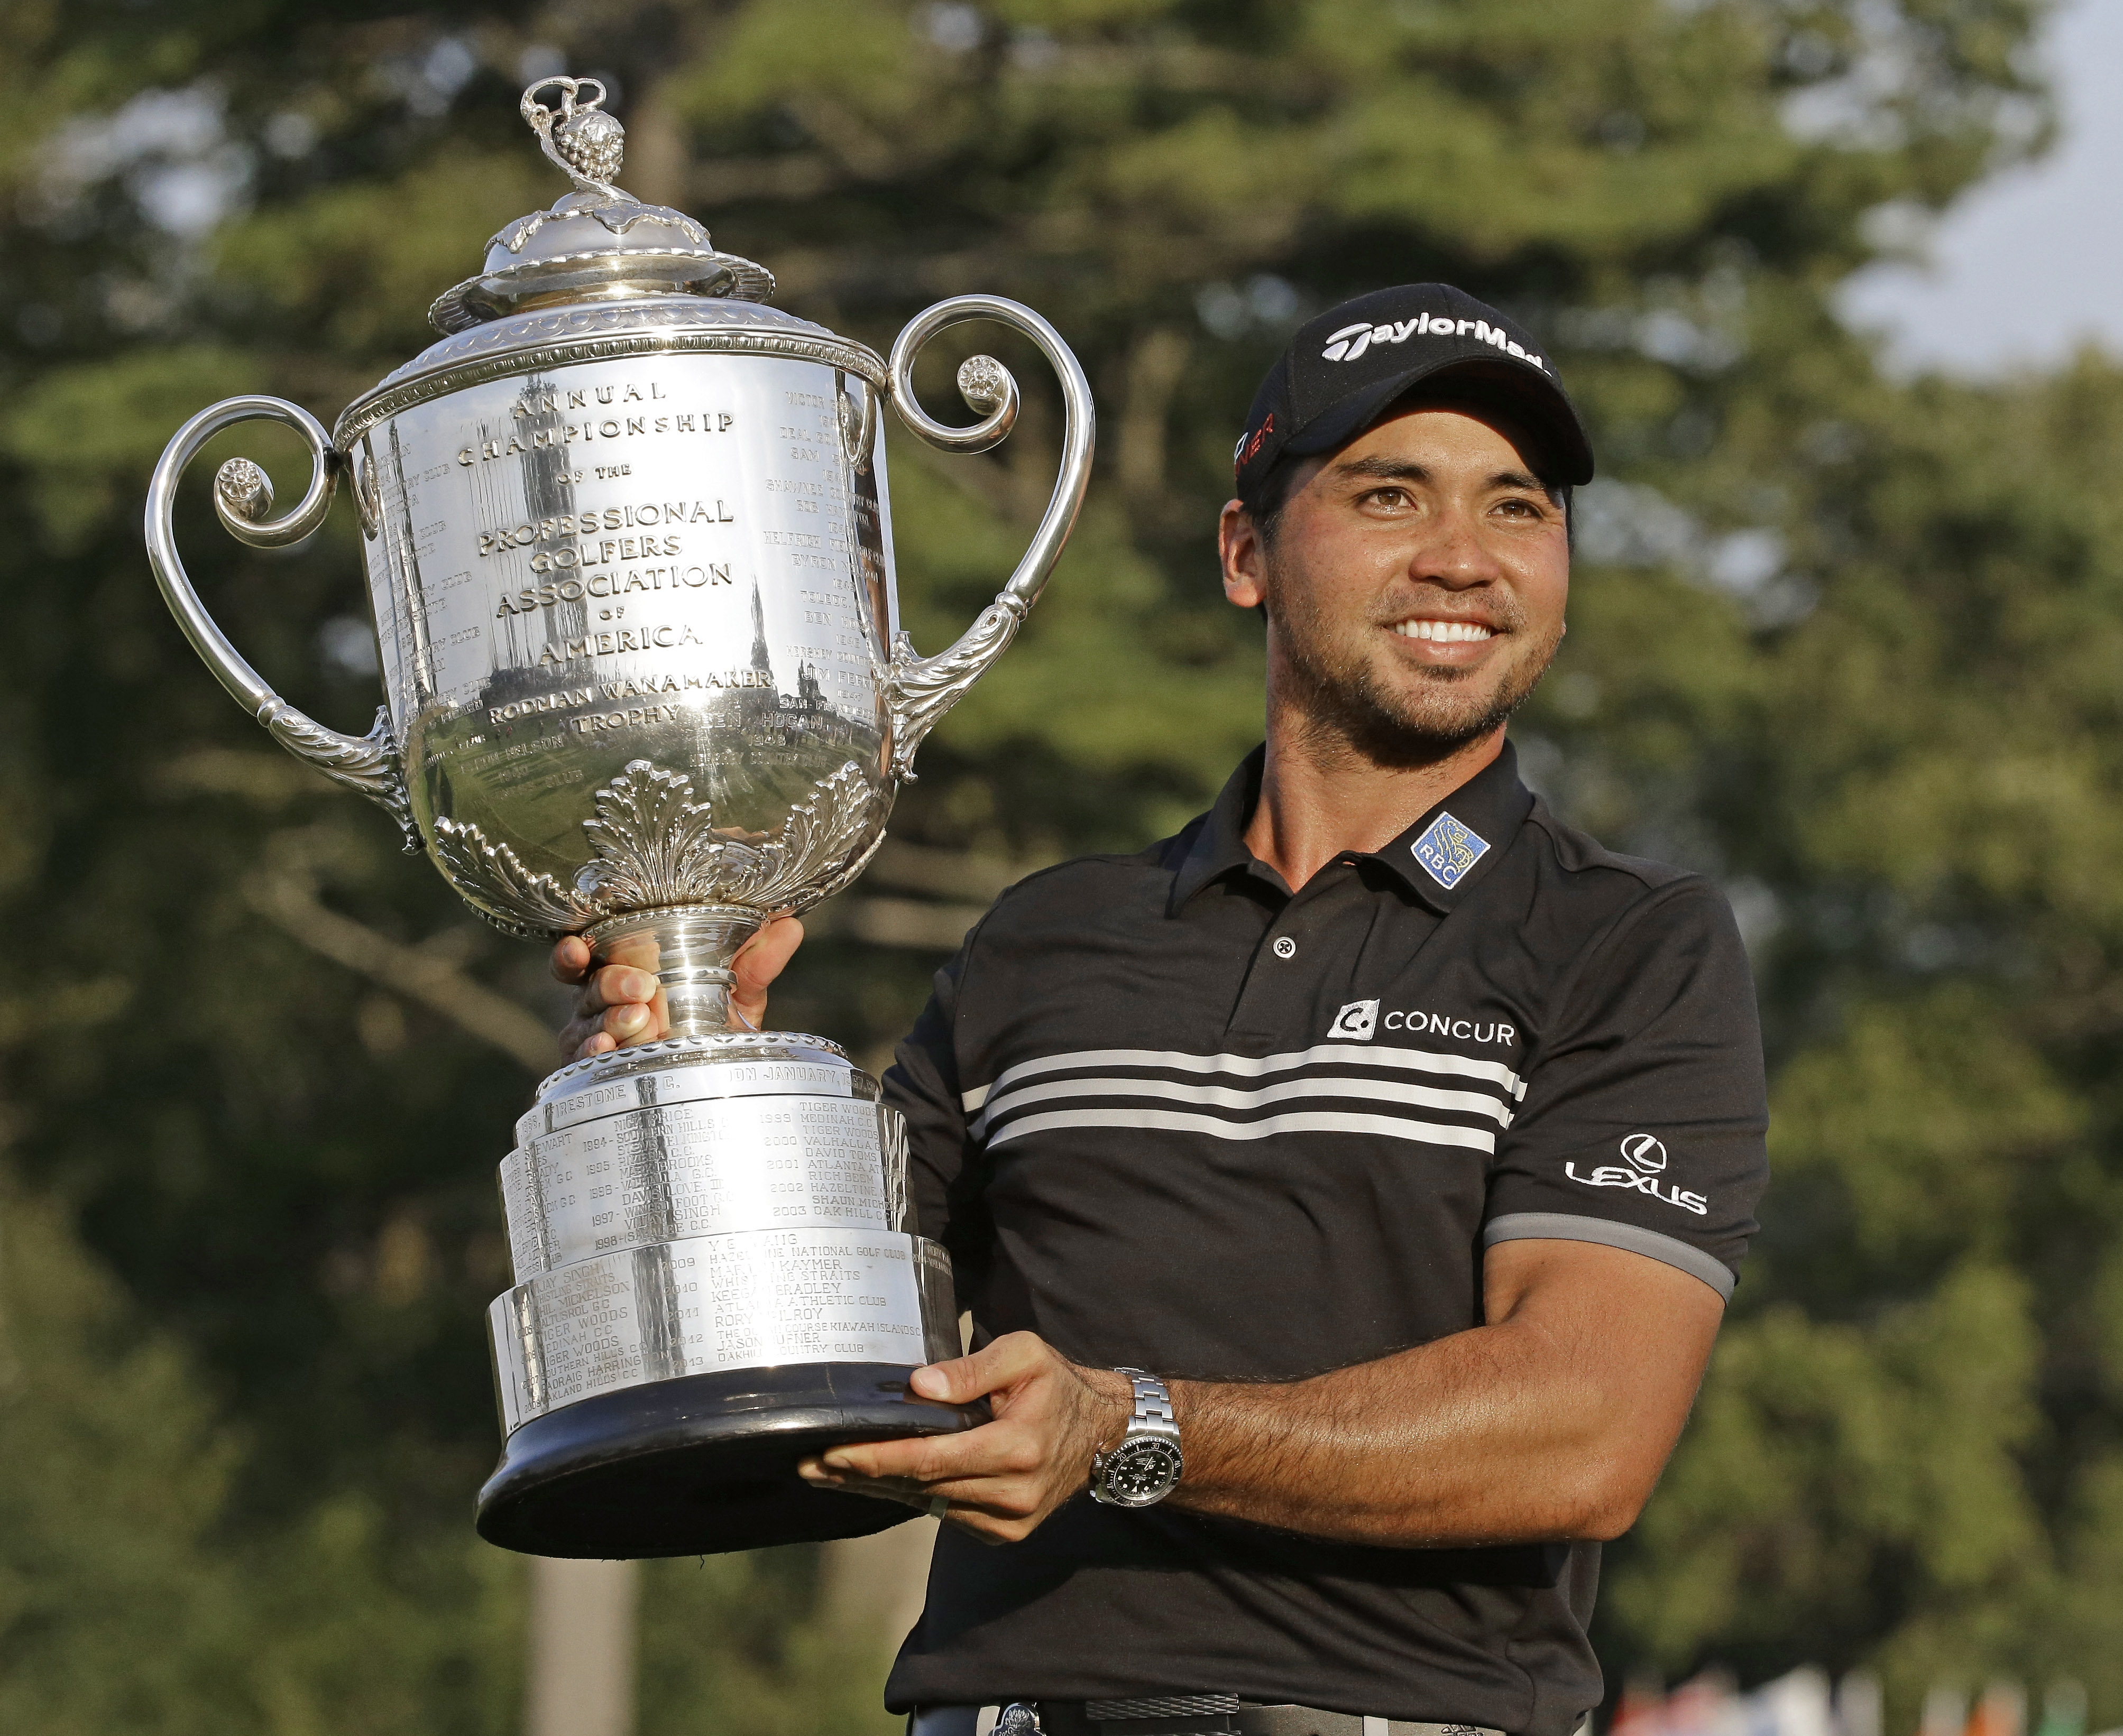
[1219,498,1269,611]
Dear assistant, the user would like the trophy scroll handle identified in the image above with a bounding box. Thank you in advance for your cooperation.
[882,295,1095,781]
[144,394,421,851]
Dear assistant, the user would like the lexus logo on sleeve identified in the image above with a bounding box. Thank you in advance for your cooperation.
[1327,999,1380,1041]
[1620,1133,1666,1172]
[1565,1133,1707,1215]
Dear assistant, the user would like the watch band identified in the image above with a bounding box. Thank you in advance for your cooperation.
[1090,1366,1183,1507]
[1119,1368,1178,1434]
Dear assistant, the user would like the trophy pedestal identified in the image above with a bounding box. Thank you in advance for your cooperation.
[476,1361,985,1558]
[480,1028,976,1558]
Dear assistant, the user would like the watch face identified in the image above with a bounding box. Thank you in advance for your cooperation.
[1100,1437,1183,1506]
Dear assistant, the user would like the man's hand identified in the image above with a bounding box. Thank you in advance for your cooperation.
[550,917,804,1062]
[795,1333,1133,1544]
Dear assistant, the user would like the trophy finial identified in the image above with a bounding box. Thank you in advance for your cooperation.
[426,70,772,331]
[521,76,627,198]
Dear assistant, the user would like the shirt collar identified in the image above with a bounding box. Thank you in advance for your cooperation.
[1168,738,1534,916]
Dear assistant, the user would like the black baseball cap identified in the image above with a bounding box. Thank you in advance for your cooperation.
[1233,284,1594,508]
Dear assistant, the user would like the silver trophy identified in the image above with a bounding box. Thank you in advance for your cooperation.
[144,75,1091,1558]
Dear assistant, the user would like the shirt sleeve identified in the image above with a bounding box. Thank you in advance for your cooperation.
[879,938,994,1299]
[1483,876,1769,1299]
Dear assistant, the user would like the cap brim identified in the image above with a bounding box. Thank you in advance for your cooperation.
[1285,356,1594,486]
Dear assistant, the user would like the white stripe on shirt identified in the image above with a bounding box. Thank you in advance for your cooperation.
[972,1071,1513,1141]
[958,1040,1520,1113]
[986,1105,1499,1154]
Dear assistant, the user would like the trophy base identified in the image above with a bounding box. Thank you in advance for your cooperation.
[475,1360,987,1558]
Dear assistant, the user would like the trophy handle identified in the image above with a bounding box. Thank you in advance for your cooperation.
[145,394,420,851]
[882,296,1095,781]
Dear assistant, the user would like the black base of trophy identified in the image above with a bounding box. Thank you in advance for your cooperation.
[474,1362,988,1558]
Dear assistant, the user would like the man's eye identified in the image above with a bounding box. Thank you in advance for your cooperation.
[1365,488,1410,509]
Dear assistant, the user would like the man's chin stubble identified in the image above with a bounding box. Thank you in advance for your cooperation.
[1278,633,1558,770]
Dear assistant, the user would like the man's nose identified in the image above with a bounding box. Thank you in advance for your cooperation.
[1410,509,1503,589]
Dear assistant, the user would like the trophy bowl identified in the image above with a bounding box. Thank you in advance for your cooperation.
[144,75,1092,1558]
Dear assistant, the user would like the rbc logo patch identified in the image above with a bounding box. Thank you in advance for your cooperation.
[1412,810,1489,889]
[1327,999,1379,1040]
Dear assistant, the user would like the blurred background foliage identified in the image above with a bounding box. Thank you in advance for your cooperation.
[0,0,2115,1730]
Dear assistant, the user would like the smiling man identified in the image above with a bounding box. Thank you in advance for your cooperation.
[555,285,1769,1736]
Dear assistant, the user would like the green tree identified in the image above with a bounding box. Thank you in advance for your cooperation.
[1598,354,2123,1716]
[0,1165,897,1735]
[0,1172,524,1734]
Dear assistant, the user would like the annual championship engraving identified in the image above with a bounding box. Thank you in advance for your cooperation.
[145,72,1092,1559]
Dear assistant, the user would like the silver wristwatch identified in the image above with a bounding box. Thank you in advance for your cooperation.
[1089,1367,1184,1508]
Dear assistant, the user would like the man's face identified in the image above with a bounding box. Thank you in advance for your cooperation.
[1219,403,1570,762]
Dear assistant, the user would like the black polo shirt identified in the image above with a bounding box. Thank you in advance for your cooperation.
[879,741,1769,1736]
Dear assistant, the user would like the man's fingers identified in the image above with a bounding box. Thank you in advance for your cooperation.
[795,1457,1001,1512]
[795,1454,1052,1543]
[909,1356,985,1405]
[729,917,803,1030]
[796,1333,1110,1547]
[558,1016,619,1061]
[733,916,804,987]
[557,964,667,1063]
[602,1002,654,1041]
[577,964,660,1019]
[561,922,793,1047]
[794,1461,936,1508]
[909,1331,1049,1404]
[814,1435,958,1485]
[816,1410,1047,1486]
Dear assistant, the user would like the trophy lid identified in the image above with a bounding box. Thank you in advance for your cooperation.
[429,76,775,335]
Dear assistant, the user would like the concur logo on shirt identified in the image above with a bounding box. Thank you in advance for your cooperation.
[1327,999,1380,1040]
[1412,811,1489,889]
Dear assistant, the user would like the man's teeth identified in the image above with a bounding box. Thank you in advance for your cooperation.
[1392,619,1495,643]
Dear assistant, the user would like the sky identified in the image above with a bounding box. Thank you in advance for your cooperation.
[1838,0,2123,376]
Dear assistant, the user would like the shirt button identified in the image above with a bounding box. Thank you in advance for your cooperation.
[1272,936,1297,959]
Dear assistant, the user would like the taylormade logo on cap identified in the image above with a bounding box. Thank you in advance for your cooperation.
[1322,313,1546,373]
[1231,282,1595,498]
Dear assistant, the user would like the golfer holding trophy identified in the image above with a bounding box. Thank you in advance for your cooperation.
[151,72,1768,1736]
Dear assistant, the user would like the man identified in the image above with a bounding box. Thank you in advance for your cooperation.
[554,284,1769,1736]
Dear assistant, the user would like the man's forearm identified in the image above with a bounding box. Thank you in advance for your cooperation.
[1167,1322,1638,1546]
[798,1240,1723,1550]
[1163,1240,1723,1547]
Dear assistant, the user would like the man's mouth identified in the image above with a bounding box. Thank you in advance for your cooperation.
[1390,618,1496,644]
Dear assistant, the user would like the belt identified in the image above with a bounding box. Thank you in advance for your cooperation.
[909,1699,1505,1736]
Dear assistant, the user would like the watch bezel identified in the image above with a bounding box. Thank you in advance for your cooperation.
[1093,1434,1184,1507]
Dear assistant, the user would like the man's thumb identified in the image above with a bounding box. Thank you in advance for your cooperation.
[911,1355,978,1401]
